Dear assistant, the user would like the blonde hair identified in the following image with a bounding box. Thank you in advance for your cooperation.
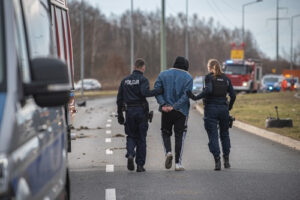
[207,59,223,76]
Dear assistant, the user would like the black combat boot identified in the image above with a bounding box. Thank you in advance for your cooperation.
[127,155,135,171]
[223,155,231,169]
[214,156,221,171]
[136,165,146,172]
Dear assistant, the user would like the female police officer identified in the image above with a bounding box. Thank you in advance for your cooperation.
[187,59,236,171]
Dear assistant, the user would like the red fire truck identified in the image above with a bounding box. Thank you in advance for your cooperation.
[223,59,262,93]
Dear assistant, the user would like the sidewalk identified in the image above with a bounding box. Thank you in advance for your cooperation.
[195,104,300,151]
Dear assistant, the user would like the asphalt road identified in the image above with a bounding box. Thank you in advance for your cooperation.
[69,97,300,200]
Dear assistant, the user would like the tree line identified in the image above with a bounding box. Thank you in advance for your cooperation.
[68,0,300,89]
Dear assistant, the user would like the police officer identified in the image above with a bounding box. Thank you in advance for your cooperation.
[187,59,236,171]
[117,58,163,172]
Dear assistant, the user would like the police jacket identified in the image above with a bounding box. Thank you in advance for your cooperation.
[117,70,161,114]
[154,68,193,116]
[194,72,236,109]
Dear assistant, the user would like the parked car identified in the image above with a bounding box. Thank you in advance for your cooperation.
[192,76,204,95]
[0,0,70,199]
[260,74,284,92]
[75,79,102,91]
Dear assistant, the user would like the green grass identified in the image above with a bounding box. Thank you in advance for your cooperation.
[230,91,300,140]
[75,90,118,98]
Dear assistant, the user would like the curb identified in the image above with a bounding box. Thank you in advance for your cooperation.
[194,104,300,151]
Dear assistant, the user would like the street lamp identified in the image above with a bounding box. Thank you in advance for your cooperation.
[242,0,263,43]
[185,0,189,60]
[130,0,134,72]
[290,14,300,70]
[80,0,85,96]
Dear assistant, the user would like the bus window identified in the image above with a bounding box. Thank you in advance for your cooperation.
[51,5,58,56]
[62,10,69,65]
[0,1,4,91]
[62,10,73,83]
[55,7,65,60]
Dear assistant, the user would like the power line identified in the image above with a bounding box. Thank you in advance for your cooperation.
[208,0,236,27]
[219,0,241,12]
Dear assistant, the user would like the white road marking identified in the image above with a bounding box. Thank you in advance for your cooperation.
[105,188,116,200]
[106,130,112,134]
[105,138,112,143]
[106,164,114,172]
[112,112,116,115]
[106,149,113,155]
[106,124,111,128]
[107,119,112,123]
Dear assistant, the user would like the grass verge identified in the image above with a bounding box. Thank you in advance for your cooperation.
[75,90,118,98]
[230,91,300,141]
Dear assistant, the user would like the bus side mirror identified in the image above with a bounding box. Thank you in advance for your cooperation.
[24,58,71,107]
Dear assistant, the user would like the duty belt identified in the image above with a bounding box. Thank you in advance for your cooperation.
[125,103,147,108]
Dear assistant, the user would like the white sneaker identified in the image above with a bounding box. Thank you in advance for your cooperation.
[165,152,173,169]
[175,163,185,171]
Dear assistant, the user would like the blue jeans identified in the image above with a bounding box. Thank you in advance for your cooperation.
[125,107,148,166]
[204,105,231,158]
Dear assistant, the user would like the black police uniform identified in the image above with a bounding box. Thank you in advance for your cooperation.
[188,72,236,166]
[117,70,162,169]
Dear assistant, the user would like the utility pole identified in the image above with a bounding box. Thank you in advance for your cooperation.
[275,0,288,65]
[276,0,279,64]
[130,0,134,72]
[80,0,84,96]
[185,0,189,60]
[290,14,300,71]
[160,0,167,72]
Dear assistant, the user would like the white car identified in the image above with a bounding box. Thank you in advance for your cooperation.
[192,76,204,94]
[75,79,102,91]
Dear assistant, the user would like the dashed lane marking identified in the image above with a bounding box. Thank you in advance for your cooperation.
[106,130,112,134]
[107,119,112,123]
[106,124,111,128]
[106,164,114,172]
[105,188,116,200]
[106,149,113,155]
[105,138,112,143]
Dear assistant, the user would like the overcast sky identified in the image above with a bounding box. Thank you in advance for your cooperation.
[80,0,300,60]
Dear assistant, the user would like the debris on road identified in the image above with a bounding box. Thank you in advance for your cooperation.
[74,126,103,131]
[71,133,77,140]
[111,147,126,150]
[77,101,86,107]
[113,133,125,138]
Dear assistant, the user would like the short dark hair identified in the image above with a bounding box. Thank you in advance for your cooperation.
[135,58,145,68]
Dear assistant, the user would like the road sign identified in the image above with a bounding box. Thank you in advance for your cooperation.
[231,49,244,60]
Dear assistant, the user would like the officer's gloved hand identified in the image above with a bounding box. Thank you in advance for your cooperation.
[186,90,196,100]
[228,104,233,111]
[118,113,125,125]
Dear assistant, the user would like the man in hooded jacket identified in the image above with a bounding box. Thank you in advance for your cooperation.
[154,56,193,171]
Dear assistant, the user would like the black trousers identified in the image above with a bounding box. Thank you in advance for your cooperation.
[161,110,188,164]
[125,107,148,166]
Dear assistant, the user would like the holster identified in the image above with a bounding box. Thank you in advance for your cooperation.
[148,111,154,123]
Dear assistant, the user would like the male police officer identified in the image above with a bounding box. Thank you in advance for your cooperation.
[117,58,163,172]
